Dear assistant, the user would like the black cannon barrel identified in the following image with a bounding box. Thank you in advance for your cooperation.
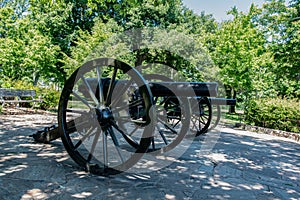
[149,82,218,97]
[79,78,218,98]
[209,97,236,105]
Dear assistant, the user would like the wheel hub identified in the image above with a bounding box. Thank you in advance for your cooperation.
[95,107,113,126]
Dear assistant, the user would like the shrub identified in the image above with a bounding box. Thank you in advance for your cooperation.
[245,97,300,133]
[38,88,60,110]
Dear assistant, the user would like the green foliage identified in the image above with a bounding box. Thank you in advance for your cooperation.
[38,88,60,110]
[66,23,215,82]
[0,0,29,18]
[63,19,122,75]
[0,5,61,85]
[245,98,300,133]
[0,7,16,37]
[254,0,300,98]
[1,78,36,90]
[211,5,274,101]
[0,31,61,84]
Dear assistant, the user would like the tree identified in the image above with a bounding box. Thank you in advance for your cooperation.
[0,7,16,38]
[63,18,123,75]
[64,0,217,82]
[0,5,60,86]
[211,5,274,112]
[255,0,300,98]
[0,0,29,18]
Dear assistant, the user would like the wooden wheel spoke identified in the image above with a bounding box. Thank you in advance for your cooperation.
[110,80,134,107]
[111,98,144,113]
[70,89,93,109]
[74,126,97,150]
[107,126,125,163]
[171,120,180,128]
[157,118,177,134]
[156,124,168,145]
[200,114,209,120]
[158,97,169,106]
[110,120,139,147]
[96,66,104,104]
[151,137,156,150]
[102,130,108,168]
[199,117,207,124]
[128,99,144,109]
[105,67,118,106]
[87,128,101,162]
[80,75,99,107]
[66,109,89,115]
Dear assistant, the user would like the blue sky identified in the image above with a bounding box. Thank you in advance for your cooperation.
[182,0,266,21]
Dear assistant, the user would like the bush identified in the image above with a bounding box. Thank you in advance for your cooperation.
[38,88,60,110]
[245,98,300,133]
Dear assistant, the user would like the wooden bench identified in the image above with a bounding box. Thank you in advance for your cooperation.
[0,88,43,107]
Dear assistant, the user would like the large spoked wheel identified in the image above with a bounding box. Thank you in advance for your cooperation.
[58,58,154,175]
[142,74,190,153]
[189,96,212,137]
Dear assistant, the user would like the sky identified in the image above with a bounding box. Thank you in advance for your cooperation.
[182,0,266,21]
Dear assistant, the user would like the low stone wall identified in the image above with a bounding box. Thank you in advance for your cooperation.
[241,124,300,143]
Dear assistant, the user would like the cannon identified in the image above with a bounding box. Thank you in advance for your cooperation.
[32,58,236,175]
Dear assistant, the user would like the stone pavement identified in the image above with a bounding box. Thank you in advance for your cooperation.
[0,113,299,200]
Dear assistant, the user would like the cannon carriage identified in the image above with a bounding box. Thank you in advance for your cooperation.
[33,57,236,175]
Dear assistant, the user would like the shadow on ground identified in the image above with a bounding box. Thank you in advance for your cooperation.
[0,114,299,200]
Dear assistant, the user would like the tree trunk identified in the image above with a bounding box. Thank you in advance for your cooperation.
[229,90,236,113]
[33,72,40,86]
[135,49,144,68]
[225,85,236,113]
